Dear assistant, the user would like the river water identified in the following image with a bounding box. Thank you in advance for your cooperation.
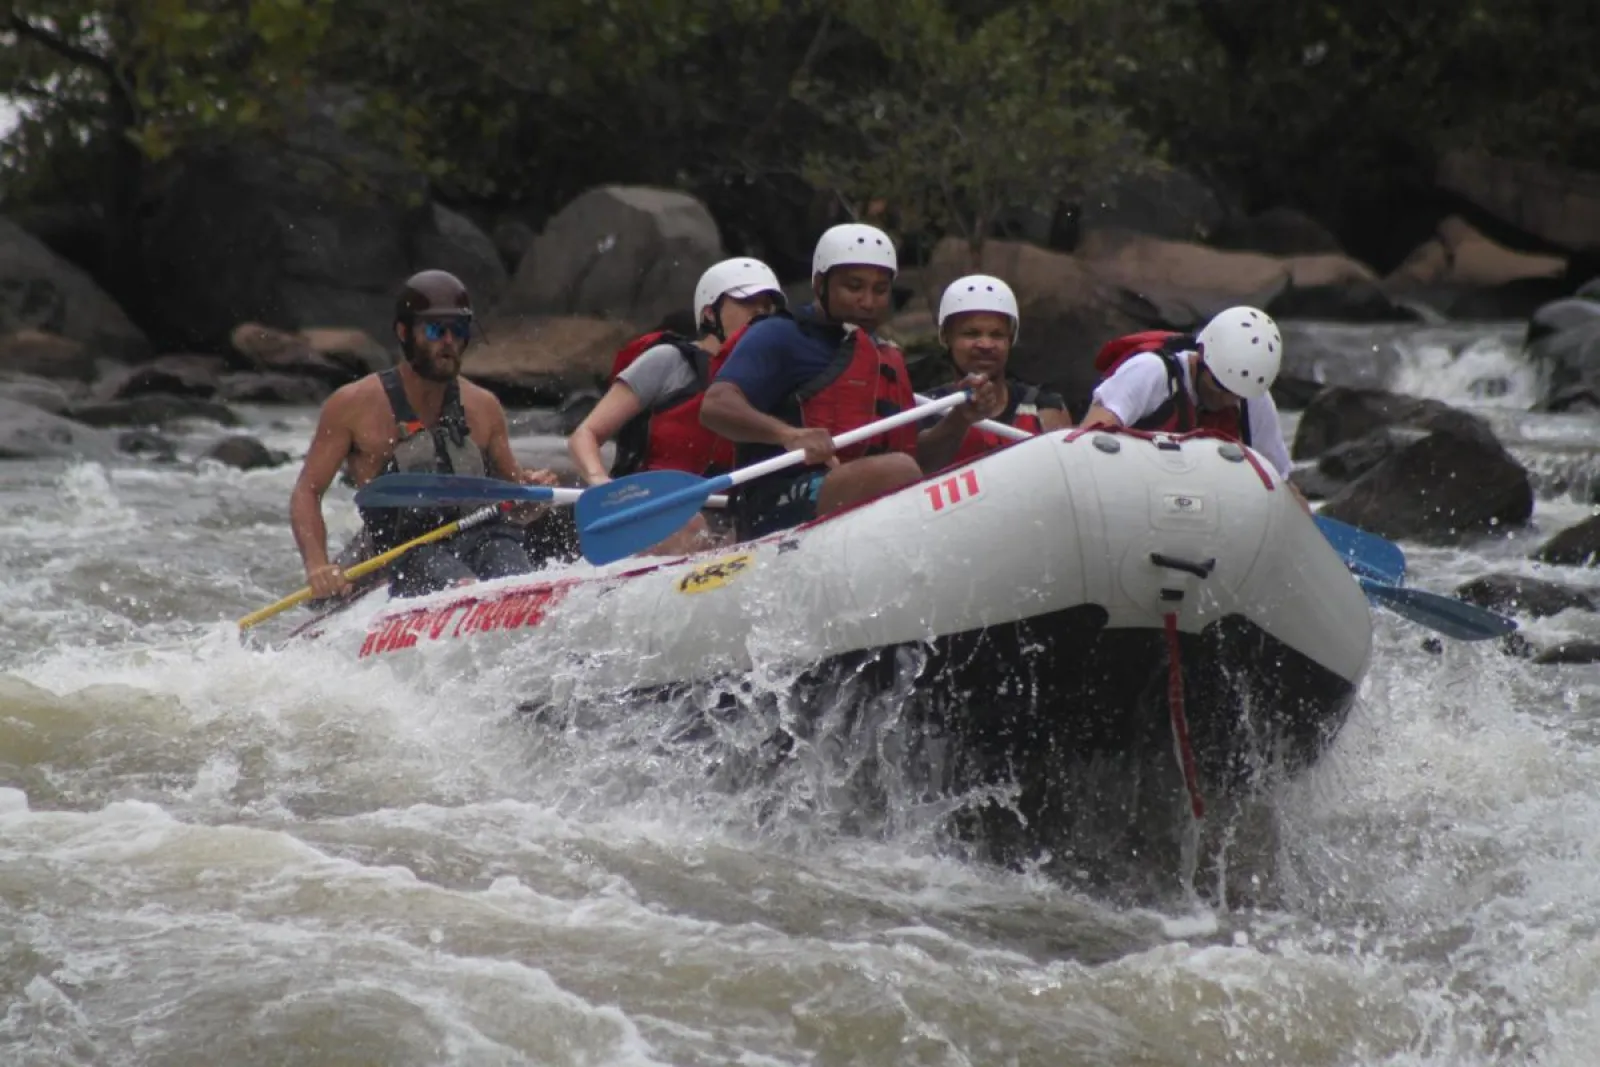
[1,322,1597,1065]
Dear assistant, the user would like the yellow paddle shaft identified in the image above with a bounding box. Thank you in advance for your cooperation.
[236,505,502,630]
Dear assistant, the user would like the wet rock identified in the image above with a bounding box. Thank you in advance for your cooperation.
[1273,254,1408,322]
[0,328,98,381]
[67,393,241,428]
[230,323,389,384]
[1291,387,1495,461]
[558,388,603,435]
[491,218,536,274]
[0,217,149,361]
[95,353,228,399]
[1208,207,1344,257]
[1287,466,1342,502]
[1316,427,1413,482]
[1524,315,1600,413]
[500,185,725,328]
[1452,574,1595,618]
[216,372,333,405]
[1533,514,1600,567]
[137,91,428,348]
[0,397,119,461]
[1533,641,1600,666]
[116,429,179,462]
[1524,297,1600,346]
[202,435,289,470]
[1319,430,1534,545]
[1436,151,1600,254]
[467,316,637,405]
[0,372,76,414]
[416,203,507,312]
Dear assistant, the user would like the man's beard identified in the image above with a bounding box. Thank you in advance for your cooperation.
[407,347,460,383]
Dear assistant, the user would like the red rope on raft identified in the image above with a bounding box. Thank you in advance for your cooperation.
[1162,611,1206,820]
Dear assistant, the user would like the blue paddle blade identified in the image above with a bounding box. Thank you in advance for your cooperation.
[576,470,719,566]
[1357,578,1517,641]
[354,473,554,508]
[1315,514,1407,585]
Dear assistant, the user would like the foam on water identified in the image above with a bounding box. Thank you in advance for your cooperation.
[1,325,1599,1064]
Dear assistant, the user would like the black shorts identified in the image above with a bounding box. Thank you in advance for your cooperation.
[734,468,827,541]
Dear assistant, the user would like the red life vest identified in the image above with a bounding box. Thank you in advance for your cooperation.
[1092,330,1251,445]
[785,325,917,462]
[949,380,1049,466]
[608,330,738,478]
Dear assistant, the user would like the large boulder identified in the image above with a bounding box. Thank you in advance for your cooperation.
[415,204,508,313]
[1533,515,1600,567]
[1074,229,1287,328]
[1291,387,1497,460]
[229,323,391,383]
[1384,216,1568,320]
[0,372,77,414]
[0,329,98,381]
[1319,430,1534,545]
[1453,574,1595,618]
[1525,296,1600,346]
[498,186,724,328]
[922,238,1142,415]
[0,397,119,461]
[1075,164,1231,244]
[95,354,228,399]
[0,219,148,362]
[1208,207,1344,257]
[1523,303,1600,412]
[463,317,637,405]
[137,93,503,350]
[1436,151,1600,254]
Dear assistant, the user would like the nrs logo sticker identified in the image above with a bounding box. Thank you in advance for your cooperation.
[1163,493,1204,514]
[923,469,983,514]
[675,553,754,595]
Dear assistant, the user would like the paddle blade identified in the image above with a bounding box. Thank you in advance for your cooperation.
[1315,514,1407,585]
[1358,579,1517,641]
[576,470,713,566]
[354,473,564,508]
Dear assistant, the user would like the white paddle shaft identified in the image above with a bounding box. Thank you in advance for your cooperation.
[727,391,971,488]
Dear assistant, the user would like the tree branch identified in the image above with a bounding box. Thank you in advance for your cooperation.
[8,14,139,118]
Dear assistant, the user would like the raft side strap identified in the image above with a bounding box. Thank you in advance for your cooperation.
[1162,609,1206,821]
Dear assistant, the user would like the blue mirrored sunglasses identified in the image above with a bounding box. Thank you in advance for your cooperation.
[421,318,472,342]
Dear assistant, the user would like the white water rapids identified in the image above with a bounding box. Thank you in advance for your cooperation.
[1,322,1597,1065]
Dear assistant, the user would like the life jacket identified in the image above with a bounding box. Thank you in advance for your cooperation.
[608,331,737,479]
[357,367,489,552]
[1092,331,1251,445]
[948,378,1050,465]
[735,313,917,467]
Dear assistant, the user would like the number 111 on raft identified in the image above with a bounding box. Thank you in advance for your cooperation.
[924,470,982,513]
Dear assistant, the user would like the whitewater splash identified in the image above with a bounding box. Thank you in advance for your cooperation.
[1,332,1597,1064]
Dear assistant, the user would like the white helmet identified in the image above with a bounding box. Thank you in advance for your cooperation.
[937,275,1020,341]
[812,223,897,278]
[1196,306,1282,400]
[694,257,784,326]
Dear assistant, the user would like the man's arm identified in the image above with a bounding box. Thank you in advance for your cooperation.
[1077,401,1126,430]
[915,374,1004,472]
[289,389,359,597]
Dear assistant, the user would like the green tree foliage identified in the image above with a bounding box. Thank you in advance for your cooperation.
[3,0,1599,280]
[796,0,1152,264]
[2,0,335,204]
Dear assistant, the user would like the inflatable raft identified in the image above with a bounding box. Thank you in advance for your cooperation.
[308,427,1374,855]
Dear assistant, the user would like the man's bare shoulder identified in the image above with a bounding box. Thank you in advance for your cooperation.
[320,374,387,420]
[458,376,508,415]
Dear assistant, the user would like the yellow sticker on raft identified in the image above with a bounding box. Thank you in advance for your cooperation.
[676,553,755,595]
